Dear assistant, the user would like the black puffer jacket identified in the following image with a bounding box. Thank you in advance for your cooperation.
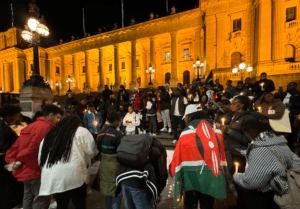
[158,86,171,111]
[226,110,262,156]
[115,138,168,204]
[64,97,79,107]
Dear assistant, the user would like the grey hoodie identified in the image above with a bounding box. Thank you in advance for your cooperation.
[234,134,300,194]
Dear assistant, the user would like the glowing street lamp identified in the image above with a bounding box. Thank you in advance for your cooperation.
[66,75,73,93]
[193,56,205,81]
[232,61,252,81]
[146,63,155,85]
[21,0,50,88]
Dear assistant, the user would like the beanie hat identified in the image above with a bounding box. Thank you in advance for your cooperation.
[227,80,232,84]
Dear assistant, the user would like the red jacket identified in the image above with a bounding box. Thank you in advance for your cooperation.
[5,117,55,182]
[133,93,141,111]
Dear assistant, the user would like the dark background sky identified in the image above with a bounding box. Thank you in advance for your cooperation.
[0,0,199,45]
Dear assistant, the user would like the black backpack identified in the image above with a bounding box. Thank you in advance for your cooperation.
[117,134,153,168]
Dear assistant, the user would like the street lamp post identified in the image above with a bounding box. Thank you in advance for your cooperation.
[21,0,50,88]
[146,63,155,85]
[193,56,204,81]
[66,75,73,93]
[231,62,253,81]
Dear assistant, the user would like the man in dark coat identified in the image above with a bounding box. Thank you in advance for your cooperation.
[117,85,129,102]
[243,77,254,92]
[158,86,172,133]
[102,85,113,100]
[225,80,235,99]
[253,72,275,101]
[213,79,224,93]
[106,94,119,113]
[64,93,79,107]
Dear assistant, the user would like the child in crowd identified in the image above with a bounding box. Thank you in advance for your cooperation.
[123,105,140,135]
[118,105,127,135]
[146,90,157,136]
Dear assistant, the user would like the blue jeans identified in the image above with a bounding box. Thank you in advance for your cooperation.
[121,184,154,209]
[126,131,135,135]
[105,196,122,209]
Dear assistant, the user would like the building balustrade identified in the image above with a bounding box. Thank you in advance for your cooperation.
[285,20,300,29]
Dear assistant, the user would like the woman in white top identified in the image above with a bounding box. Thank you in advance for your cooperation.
[38,115,98,209]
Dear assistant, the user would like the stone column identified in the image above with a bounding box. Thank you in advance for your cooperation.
[49,60,57,94]
[0,62,3,92]
[60,55,67,95]
[12,58,25,93]
[170,31,179,87]
[98,48,105,92]
[149,37,157,87]
[130,40,137,90]
[72,54,80,93]
[113,44,120,92]
[84,51,92,93]
[141,51,147,88]
[4,62,12,92]
[194,26,202,78]
[272,0,285,62]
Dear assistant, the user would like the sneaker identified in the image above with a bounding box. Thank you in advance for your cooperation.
[168,128,172,133]
[171,139,177,145]
[160,127,167,132]
[153,133,157,137]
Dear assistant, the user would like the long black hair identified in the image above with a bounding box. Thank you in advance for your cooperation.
[241,119,278,141]
[39,115,81,168]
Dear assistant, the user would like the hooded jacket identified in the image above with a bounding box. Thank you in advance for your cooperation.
[233,134,300,194]
[158,86,171,111]
[5,117,55,182]
[115,138,168,204]
[226,110,262,156]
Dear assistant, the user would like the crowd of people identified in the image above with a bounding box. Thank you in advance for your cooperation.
[0,72,300,209]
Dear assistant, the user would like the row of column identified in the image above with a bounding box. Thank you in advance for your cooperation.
[50,29,202,94]
[0,59,25,93]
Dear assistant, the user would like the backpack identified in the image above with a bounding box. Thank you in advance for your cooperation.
[267,147,300,209]
[117,134,153,168]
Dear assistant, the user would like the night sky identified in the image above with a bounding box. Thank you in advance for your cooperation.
[0,0,198,44]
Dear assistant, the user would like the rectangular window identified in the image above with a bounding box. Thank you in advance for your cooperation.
[286,7,296,22]
[184,49,189,58]
[55,66,60,74]
[136,59,139,67]
[82,66,86,73]
[165,51,170,61]
[122,62,125,69]
[233,18,242,32]
[109,64,112,71]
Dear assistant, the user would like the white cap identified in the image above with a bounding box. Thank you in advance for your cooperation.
[165,83,170,87]
[134,87,139,92]
[182,104,203,119]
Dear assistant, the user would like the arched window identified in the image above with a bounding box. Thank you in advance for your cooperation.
[285,45,295,62]
[165,73,171,84]
[183,71,190,85]
[231,52,241,68]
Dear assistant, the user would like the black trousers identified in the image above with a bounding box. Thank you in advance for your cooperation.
[53,184,87,209]
[148,116,157,133]
[172,115,185,140]
[184,190,215,209]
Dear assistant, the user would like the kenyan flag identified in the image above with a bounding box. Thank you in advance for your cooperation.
[169,119,227,206]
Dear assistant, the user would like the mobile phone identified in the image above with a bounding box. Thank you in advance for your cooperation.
[236,148,246,156]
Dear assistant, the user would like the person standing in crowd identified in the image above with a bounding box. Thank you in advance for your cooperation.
[234,120,300,209]
[171,89,188,144]
[102,85,113,100]
[106,94,119,113]
[115,138,168,209]
[41,99,49,109]
[117,85,129,103]
[254,92,285,121]
[0,105,24,209]
[169,104,227,209]
[38,115,98,209]
[64,93,79,107]
[83,103,102,138]
[86,91,94,102]
[158,86,172,133]
[132,87,141,112]
[218,96,262,209]
[118,95,129,113]
[274,87,286,101]
[97,112,123,209]
[5,105,64,209]
[233,81,253,98]
[213,79,224,92]
[76,99,87,121]
[225,80,235,99]
[285,82,300,151]
[177,83,187,97]
[215,99,235,125]
[243,77,254,92]
[123,105,140,136]
[253,72,275,101]
[146,90,157,136]
[94,93,101,109]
